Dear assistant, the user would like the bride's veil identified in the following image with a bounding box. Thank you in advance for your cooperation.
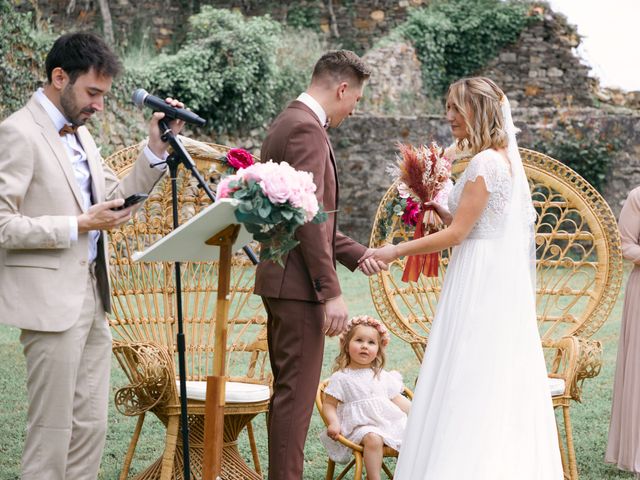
[501,96,537,294]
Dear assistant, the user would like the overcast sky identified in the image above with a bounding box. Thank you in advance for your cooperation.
[547,0,639,91]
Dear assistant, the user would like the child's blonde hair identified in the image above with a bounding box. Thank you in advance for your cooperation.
[447,76,508,156]
[332,315,390,375]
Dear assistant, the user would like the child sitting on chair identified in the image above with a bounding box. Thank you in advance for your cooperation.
[320,315,411,480]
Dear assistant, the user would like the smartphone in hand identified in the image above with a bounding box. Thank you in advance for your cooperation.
[111,193,149,211]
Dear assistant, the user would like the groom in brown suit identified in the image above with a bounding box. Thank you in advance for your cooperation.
[254,50,386,479]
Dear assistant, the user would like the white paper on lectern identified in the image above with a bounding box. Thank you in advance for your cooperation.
[132,198,254,262]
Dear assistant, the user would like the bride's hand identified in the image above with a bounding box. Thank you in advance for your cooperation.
[359,244,399,265]
[425,201,453,226]
[358,248,389,276]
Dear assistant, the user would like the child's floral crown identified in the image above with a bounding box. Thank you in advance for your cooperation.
[341,315,391,347]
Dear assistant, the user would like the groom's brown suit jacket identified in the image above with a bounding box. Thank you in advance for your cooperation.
[254,101,365,299]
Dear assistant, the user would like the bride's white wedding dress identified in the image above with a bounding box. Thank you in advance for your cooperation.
[394,147,563,479]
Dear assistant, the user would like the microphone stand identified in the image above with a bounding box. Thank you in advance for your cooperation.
[156,119,259,480]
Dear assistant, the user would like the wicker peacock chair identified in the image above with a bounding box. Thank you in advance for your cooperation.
[105,139,270,480]
[368,148,623,480]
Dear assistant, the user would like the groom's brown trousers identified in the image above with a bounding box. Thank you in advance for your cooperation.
[263,296,325,480]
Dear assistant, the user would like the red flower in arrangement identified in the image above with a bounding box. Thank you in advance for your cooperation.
[401,197,421,227]
[225,148,254,170]
[388,142,452,281]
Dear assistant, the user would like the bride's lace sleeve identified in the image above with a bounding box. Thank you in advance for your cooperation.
[463,150,504,193]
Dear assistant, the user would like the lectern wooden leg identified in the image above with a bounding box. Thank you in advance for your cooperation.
[203,224,240,480]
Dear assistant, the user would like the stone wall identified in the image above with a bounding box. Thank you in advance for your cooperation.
[25,0,421,52]
[329,109,640,244]
[478,7,594,108]
[360,40,429,115]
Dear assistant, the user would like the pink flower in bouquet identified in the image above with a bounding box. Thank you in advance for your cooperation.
[260,165,295,204]
[216,175,238,199]
[299,191,319,221]
[401,197,421,226]
[226,148,254,170]
[433,178,454,207]
[288,170,317,209]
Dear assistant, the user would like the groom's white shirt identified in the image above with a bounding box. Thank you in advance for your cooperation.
[297,92,327,127]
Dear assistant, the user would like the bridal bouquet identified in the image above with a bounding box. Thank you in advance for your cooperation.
[388,142,452,281]
[216,160,327,266]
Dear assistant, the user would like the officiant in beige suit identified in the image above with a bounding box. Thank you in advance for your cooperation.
[0,32,186,480]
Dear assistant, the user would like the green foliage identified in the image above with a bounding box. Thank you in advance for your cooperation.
[137,8,282,134]
[115,8,322,135]
[532,119,621,193]
[378,195,407,241]
[285,5,321,30]
[271,27,326,115]
[0,1,53,119]
[398,0,534,98]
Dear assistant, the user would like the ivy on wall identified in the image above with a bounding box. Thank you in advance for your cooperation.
[117,7,323,135]
[0,0,52,119]
[531,118,621,193]
[398,0,535,99]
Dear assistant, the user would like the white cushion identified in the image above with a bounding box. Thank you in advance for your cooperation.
[548,377,566,397]
[177,380,271,403]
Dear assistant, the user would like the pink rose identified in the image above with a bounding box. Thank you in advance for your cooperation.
[226,148,254,170]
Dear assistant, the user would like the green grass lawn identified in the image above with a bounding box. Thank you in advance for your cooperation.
[0,265,635,479]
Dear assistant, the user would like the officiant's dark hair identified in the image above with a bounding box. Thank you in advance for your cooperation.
[45,32,121,84]
[311,50,371,86]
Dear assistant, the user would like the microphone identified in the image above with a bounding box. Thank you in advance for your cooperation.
[132,89,206,127]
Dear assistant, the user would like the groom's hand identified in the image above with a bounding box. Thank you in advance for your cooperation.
[358,248,389,276]
[359,245,398,266]
[323,295,348,337]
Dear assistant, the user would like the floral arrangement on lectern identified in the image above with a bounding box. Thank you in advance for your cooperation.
[216,160,327,265]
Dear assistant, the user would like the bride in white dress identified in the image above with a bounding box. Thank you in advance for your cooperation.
[360,77,563,479]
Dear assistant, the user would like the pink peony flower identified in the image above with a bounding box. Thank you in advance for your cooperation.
[226,148,254,170]
[259,169,292,204]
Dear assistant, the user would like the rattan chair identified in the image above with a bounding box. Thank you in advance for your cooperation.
[315,380,413,480]
[104,139,271,480]
[368,148,623,480]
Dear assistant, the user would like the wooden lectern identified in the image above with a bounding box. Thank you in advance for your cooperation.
[133,198,254,480]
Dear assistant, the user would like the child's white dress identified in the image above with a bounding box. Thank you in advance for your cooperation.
[320,367,408,463]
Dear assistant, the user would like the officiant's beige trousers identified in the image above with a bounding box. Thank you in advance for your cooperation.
[19,269,111,480]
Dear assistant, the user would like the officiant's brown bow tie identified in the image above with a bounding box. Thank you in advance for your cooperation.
[59,124,78,136]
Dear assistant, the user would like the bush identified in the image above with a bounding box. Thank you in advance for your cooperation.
[532,119,621,193]
[0,1,53,119]
[398,0,534,99]
[122,7,322,135]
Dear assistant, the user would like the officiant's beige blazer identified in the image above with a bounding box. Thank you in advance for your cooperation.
[0,94,163,332]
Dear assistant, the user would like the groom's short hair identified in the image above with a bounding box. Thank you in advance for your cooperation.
[311,50,371,86]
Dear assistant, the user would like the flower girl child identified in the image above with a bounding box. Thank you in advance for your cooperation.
[320,315,411,480]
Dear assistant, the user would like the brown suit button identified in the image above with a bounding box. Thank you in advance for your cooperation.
[314,279,322,291]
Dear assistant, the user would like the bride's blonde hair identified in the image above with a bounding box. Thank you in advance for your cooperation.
[447,77,508,155]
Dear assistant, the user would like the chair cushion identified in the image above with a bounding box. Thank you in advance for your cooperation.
[548,377,566,397]
[177,380,271,403]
